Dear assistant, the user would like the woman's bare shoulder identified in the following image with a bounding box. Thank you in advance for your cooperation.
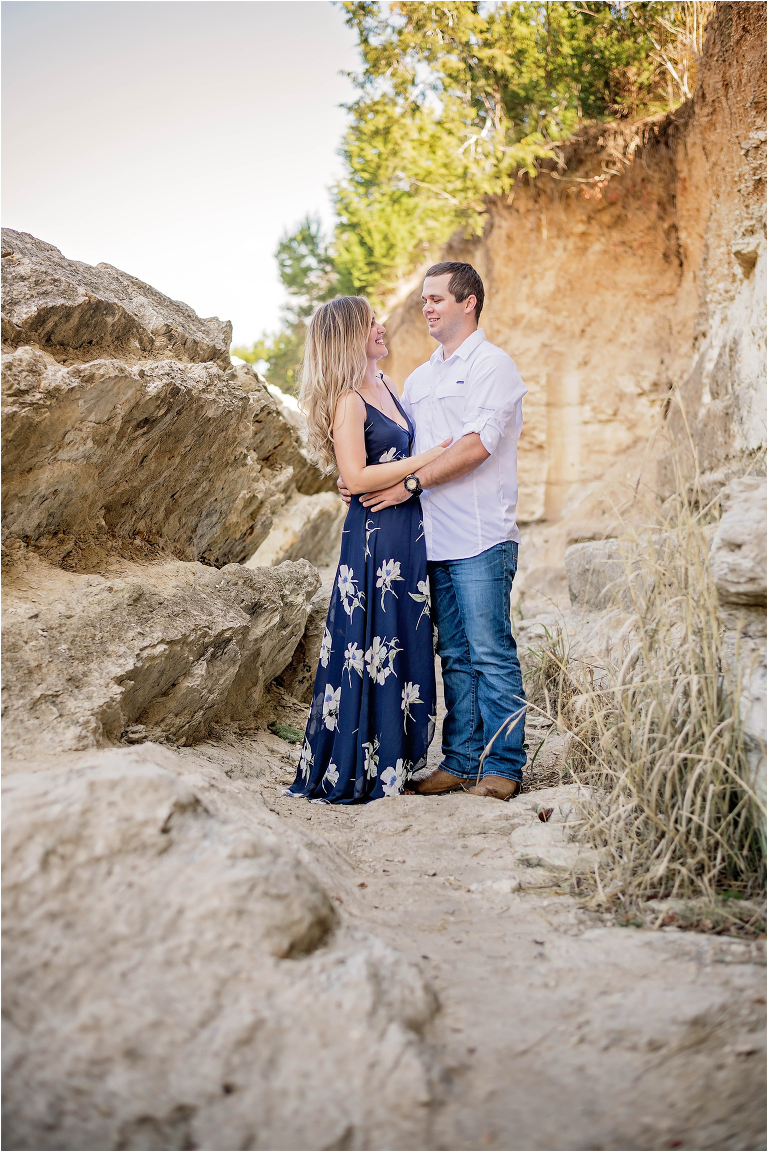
[334,389,366,425]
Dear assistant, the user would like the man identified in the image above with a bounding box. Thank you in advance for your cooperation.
[348,262,528,800]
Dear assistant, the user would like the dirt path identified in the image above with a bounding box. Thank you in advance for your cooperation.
[189,668,766,1152]
[272,798,764,1151]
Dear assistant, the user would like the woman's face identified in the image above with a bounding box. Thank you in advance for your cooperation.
[366,315,387,362]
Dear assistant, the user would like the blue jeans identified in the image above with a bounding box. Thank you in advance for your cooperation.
[429,541,526,783]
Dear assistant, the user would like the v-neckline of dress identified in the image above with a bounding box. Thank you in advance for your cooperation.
[364,399,410,435]
[362,378,411,435]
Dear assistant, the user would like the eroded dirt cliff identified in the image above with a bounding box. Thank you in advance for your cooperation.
[384,1,766,615]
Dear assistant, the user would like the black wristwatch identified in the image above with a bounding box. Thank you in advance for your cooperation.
[403,474,423,496]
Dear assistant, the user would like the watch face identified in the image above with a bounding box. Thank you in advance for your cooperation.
[406,476,417,491]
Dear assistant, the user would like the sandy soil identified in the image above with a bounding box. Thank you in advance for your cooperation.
[178,664,767,1152]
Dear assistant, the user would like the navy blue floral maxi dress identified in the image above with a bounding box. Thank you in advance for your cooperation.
[286,387,436,803]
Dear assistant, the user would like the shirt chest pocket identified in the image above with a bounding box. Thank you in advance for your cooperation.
[408,379,435,432]
[433,378,469,434]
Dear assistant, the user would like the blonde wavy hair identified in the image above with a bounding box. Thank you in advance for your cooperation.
[298,295,373,473]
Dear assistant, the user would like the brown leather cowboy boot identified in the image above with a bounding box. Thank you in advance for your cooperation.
[466,775,521,800]
[412,769,468,795]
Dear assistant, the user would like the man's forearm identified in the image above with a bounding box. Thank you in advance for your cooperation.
[415,432,489,489]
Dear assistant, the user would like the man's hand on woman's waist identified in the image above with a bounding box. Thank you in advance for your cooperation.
[353,433,490,514]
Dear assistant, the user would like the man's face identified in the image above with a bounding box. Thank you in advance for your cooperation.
[421,274,476,345]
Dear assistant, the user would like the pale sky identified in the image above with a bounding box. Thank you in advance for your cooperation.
[2,0,360,346]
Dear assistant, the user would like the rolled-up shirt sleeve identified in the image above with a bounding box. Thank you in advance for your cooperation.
[459,353,527,455]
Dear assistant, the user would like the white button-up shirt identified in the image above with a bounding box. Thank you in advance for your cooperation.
[400,329,527,562]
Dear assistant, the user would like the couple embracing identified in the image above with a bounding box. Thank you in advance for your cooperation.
[286,262,527,805]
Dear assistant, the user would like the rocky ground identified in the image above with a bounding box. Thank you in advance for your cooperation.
[170,625,768,1152]
[188,689,767,1152]
[6,655,765,1151]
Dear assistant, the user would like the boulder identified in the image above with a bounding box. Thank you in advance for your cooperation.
[712,477,767,807]
[2,346,333,568]
[276,582,333,704]
[565,539,627,613]
[2,545,320,756]
[2,745,437,1151]
[1,229,233,368]
[3,346,275,565]
[245,491,345,570]
[711,476,767,606]
[1,232,336,568]
[512,562,570,616]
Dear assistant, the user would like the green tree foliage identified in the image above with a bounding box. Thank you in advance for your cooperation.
[334,0,709,302]
[275,215,340,322]
[242,2,712,387]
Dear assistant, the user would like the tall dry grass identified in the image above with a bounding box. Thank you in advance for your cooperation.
[521,440,765,912]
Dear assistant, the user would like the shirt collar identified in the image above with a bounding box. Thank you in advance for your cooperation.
[431,328,486,365]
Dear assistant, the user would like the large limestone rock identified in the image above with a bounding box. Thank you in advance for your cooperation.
[0,229,341,757]
[276,582,333,703]
[245,491,345,570]
[711,476,767,607]
[2,544,320,757]
[711,477,767,806]
[2,745,437,1151]
[564,539,626,613]
[3,346,285,566]
[1,230,336,569]
[1,229,233,368]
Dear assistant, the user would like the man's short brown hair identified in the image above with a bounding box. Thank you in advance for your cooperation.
[425,261,484,320]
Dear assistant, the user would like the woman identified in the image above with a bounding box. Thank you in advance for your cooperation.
[285,297,447,803]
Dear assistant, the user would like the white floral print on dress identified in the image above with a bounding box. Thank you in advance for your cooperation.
[298,739,314,781]
[323,762,339,788]
[408,578,431,629]
[364,636,386,684]
[377,557,405,612]
[362,736,380,779]
[337,564,365,618]
[381,759,406,796]
[364,517,380,559]
[379,446,398,462]
[343,641,364,682]
[322,683,341,731]
[401,681,423,732]
[376,558,404,610]
[319,627,333,668]
[364,635,401,685]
